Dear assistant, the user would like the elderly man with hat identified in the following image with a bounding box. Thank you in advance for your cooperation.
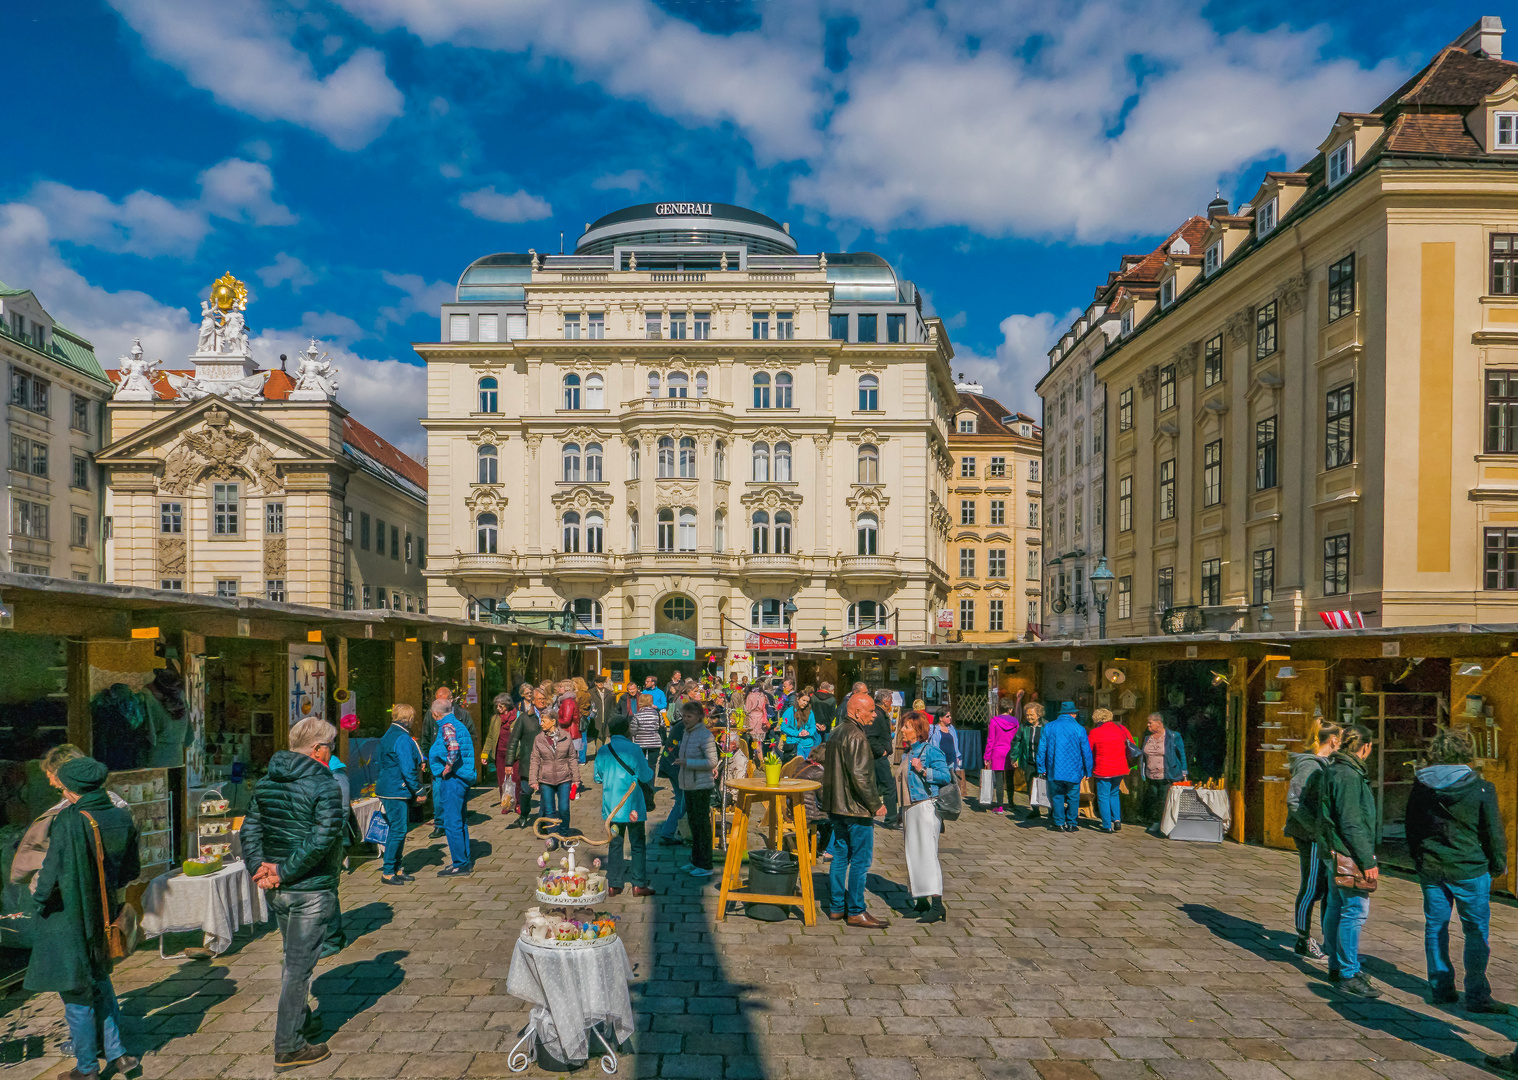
[25,755,141,1080]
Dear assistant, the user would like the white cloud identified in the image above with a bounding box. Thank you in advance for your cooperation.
[108,0,404,150]
[378,271,453,330]
[257,252,317,291]
[458,186,553,223]
[198,159,298,226]
[951,309,1079,417]
[592,170,650,192]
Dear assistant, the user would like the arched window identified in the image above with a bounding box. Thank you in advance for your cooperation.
[657,509,675,552]
[775,510,792,554]
[478,377,499,413]
[667,372,688,399]
[563,598,604,631]
[562,443,581,483]
[647,371,660,397]
[678,437,697,478]
[563,373,581,410]
[714,510,726,552]
[751,511,770,554]
[477,444,498,484]
[562,511,581,553]
[714,440,727,481]
[657,437,676,478]
[628,509,639,551]
[752,442,770,482]
[584,443,603,482]
[750,599,783,628]
[858,374,879,411]
[585,374,605,409]
[752,372,771,409]
[774,442,792,483]
[848,600,887,630]
[678,507,697,551]
[775,372,793,408]
[695,371,709,397]
[629,442,640,480]
[856,512,878,555]
[476,512,498,554]
[586,511,605,553]
[857,444,879,484]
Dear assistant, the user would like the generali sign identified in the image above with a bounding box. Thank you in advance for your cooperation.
[655,203,713,216]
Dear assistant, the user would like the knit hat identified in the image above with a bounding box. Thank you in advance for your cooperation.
[56,756,108,794]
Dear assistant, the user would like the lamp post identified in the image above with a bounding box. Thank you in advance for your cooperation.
[1089,556,1115,640]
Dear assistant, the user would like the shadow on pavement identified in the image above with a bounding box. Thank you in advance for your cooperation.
[309,948,407,1044]
[336,901,393,946]
[117,961,238,1053]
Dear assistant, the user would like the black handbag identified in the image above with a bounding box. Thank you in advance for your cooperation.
[935,781,963,821]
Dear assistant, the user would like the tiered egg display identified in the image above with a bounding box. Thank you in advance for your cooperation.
[520,906,620,949]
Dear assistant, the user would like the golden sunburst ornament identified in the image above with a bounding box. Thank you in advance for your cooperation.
[210,272,248,312]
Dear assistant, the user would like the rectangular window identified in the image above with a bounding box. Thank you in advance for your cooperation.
[1157,567,1174,611]
[405,532,413,562]
[10,369,49,414]
[8,433,25,472]
[212,483,239,536]
[343,581,355,609]
[1327,141,1351,186]
[391,525,400,559]
[263,501,284,535]
[216,579,239,598]
[647,312,663,339]
[988,598,1004,633]
[960,456,976,478]
[1119,387,1133,431]
[71,393,90,432]
[1120,309,1133,336]
[563,313,581,340]
[1256,300,1277,359]
[988,456,1006,478]
[1205,242,1222,275]
[1118,476,1133,532]
[1027,550,1040,580]
[959,548,976,578]
[1256,417,1278,490]
[360,512,371,550]
[1327,255,1355,322]
[1492,234,1518,295]
[1324,533,1351,595]
[1257,197,1278,235]
[858,313,878,343]
[72,513,89,548]
[989,499,1005,525]
[829,313,849,341]
[669,311,686,339]
[1117,575,1132,619]
[1487,370,1518,452]
[375,518,386,555]
[588,312,606,339]
[1094,482,1103,528]
[1202,439,1222,507]
[886,313,905,343]
[751,311,769,340]
[775,311,794,340]
[1485,528,1518,589]
[1029,459,1040,481]
[1200,558,1221,606]
[417,536,426,568]
[30,442,46,478]
[1499,114,1518,148]
[958,598,975,632]
[960,499,976,525]
[160,502,182,534]
[1027,501,1038,528]
[958,418,975,434]
[344,508,353,542]
[1326,385,1354,469]
[448,313,470,342]
[1158,459,1175,520]
[988,548,1006,578]
[1160,277,1175,308]
[266,579,286,602]
[1203,334,1223,387]
[362,585,372,607]
[1253,548,1275,605]
[473,313,496,342]
[161,579,183,591]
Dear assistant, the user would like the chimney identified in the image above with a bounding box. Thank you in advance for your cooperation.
[1207,190,1229,218]
[1455,15,1504,59]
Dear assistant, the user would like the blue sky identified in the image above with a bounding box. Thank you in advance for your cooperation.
[0,0,1489,457]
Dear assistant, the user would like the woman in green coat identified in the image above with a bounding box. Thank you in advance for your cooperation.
[1009,703,1046,819]
[26,757,141,1080]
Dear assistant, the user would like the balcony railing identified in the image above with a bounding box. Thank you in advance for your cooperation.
[621,396,728,413]
[835,554,899,578]
[650,272,706,283]
[548,552,617,576]
[1159,605,1206,634]
[739,552,804,576]
[454,552,518,575]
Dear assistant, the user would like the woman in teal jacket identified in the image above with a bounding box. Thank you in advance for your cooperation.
[777,693,820,763]
[593,718,657,896]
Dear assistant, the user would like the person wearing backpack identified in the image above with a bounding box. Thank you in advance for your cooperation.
[1284,722,1341,962]
[896,711,952,924]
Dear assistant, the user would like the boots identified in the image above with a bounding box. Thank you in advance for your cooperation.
[919,896,946,924]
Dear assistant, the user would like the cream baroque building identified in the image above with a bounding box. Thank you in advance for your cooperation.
[420,202,957,650]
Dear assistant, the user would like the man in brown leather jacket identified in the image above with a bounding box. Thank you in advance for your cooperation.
[820,693,889,928]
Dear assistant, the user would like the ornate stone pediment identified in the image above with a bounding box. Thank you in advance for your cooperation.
[158,409,284,495]
[846,485,890,514]
[1280,272,1309,315]
[467,429,508,446]
[656,481,701,508]
[753,354,790,372]
[464,487,509,514]
[752,426,789,444]
[847,428,888,446]
[550,485,615,511]
[563,427,605,444]
[739,485,804,512]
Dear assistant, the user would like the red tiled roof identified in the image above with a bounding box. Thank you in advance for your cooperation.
[955,392,1041,440]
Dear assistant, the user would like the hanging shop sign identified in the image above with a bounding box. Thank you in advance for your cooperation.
[629,633,696,661]
[745,631,796,651]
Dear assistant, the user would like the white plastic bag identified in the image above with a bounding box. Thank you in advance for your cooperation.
[1030,777,1051,808]
[978,768,995,806]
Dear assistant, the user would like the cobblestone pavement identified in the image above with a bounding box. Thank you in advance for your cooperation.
[5,775,1518,1080]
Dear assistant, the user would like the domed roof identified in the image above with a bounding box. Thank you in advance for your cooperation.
[575,202,797,256]
[457,252,533,302]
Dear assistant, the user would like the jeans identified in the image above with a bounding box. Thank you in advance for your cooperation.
[1293,839,1328,937]
[827,814,875,916]
[379,797,410,874]
[1048,779,1081,828]
[684,787,713,870]
[60,976,125,1073]
[575,737,587,765]
[607,822,647,888]
[440,774,471,867]
[510,763,532,818]
[874,757,899,824]
[659,785,687,840]
[431,777,442,828]
[1094,776,1122,829]
[267,889,338,1054]
[539,781,571,836]
[1324,881,1372,979]
[1422,875,1492,1003]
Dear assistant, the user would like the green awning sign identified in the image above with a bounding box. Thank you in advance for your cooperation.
[628,633,695,661]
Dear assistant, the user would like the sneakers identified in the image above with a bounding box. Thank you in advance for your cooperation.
[689,867,713,879]
[992,806,1006,815]
[380,874,409,886]
[437,864,473,877]
[1335,974,1382,998]
[631,886,657,897]
[1294,937,1328,963]
[679,862,695,872]
[274,1043,331,1072]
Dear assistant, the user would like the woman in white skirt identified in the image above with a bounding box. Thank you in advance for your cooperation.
[896,711,954,923]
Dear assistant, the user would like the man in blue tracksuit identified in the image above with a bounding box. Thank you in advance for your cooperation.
[1037,703,1093,833]
[430,707,478,876]
[375,704,425,886]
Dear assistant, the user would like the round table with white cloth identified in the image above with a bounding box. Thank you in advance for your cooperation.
[505,936,634,1070]
[139,860,268,955]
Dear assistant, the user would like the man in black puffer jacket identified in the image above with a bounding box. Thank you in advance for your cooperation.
[240,717,345,1072]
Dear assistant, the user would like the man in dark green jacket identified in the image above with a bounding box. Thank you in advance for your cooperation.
[240,718,345,1072]
[26,756,140,1080]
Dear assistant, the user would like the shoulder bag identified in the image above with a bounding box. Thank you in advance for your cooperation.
[1332,853,1377,892]
[917,750,962,821]
[79,811,140,962]
[604,743,657,812]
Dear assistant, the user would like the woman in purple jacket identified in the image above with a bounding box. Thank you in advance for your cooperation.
[983,709,1021,814]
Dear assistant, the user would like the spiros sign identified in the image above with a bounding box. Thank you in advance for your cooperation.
[655,203,713,216]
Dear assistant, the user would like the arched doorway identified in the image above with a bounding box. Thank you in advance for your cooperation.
[654,593,698,640]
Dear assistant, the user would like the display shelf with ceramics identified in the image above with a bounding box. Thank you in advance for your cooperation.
[106,767,173,878]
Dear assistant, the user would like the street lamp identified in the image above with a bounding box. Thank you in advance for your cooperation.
[1089,556,1116,640]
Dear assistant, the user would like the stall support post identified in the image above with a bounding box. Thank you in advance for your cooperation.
[68,639,92,755]
[337,637,350,760]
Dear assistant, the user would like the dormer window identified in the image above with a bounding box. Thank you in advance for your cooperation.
[1257,197,1278,235]
[1327,142,1352,186]
[1120,309,1134,336]
[1170,237,1191,256]
[958,416,976,434]
[1205,242,1222,276]
[1498,113,1518,148]
[1160,278,1175,308]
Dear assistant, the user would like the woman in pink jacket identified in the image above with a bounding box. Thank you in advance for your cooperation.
[744,685,770,754]
[983,708,1021,815]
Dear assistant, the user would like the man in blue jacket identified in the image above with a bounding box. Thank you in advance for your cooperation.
[430,706,478,876]
[1037,703,1093,833]
[375,704,425,886]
